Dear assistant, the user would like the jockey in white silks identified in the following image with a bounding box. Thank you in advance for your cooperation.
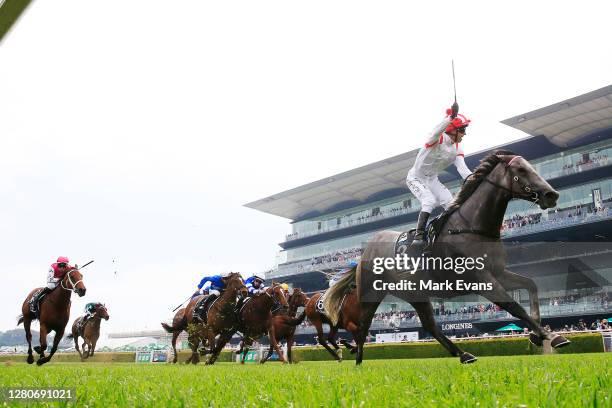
[406,102,473,249]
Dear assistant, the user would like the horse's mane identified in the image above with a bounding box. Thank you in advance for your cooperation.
[448,150,516,211]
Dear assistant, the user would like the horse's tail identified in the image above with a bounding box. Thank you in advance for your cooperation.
[161,322,176,333]
[323,265,357,326]
[286,311,306,326]
[17,315,24,326]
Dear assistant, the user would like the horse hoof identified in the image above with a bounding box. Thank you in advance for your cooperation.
[36,358,47,366]
[529,332,543,347]
[26,355,34,364]
[551,335,571,348]
[33,346,42,355]
[460,352,477,364]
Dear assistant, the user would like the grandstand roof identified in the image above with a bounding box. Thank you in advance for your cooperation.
[245,85,612,221]
[245,149,425,221]
[502,85,612,147]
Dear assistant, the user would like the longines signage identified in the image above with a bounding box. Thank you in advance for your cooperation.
[441,322,473,331]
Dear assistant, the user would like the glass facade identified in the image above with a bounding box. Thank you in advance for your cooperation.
[280,178,612,268]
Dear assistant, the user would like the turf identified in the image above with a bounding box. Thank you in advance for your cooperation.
[0,354,610,407]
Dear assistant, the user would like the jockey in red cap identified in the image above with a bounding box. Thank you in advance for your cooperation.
[30,256,74,314]
[406,102,473,249]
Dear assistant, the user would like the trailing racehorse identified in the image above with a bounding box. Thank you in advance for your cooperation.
[261,288,310,364]
[18,268,86,365]
[324,151,570,364]
[305,281,371,361]
[234,283,289,364]
[67,303,109,361]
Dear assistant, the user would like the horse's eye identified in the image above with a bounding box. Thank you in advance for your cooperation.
[518,168,527,175]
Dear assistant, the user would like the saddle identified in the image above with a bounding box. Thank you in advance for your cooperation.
[29,288,48,317]
[395,208,458,256]
[426,208,458,246]
[193,295,219,323]
[77,316,90,337]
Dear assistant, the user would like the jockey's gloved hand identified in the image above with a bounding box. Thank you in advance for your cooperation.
[451,102,459,119]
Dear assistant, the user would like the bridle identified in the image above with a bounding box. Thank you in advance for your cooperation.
[448,156,540,240]
[267,285,288,314]
[482,156,540,205]
[60,269,83,292]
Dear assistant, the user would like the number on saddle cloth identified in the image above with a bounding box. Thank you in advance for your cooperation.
[315,295,326,314]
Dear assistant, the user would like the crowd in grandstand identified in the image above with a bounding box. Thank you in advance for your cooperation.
[559,153,609,176]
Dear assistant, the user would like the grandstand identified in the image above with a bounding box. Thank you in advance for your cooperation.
[246,85,612,340]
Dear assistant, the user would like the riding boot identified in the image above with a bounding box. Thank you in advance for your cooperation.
[235,296,245,313]
[410,211,430,251]
[30,287,52,315]
[79,315,90,335]
[195,294,217,323]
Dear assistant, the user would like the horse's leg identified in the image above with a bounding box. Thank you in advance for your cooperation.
[192,335,201,365]
[341,322,359,353]
[34,324,48,361]
[327,325,341,350]
[412,301,476,364]
[286,334,294,364]
[84,340,92,359]
[23,318,34,364]
[235,340,244,355]
[37,329,63,366]
[313,321,341,361]
[481,281,570,348]
[170,331,179,363]
[74,335,83,360]
[260,343,274,364]
[240,342,250,364]
[82,341,90,359]
[91,339,97,357]
[268,324,286,364]
[186,331,200,365]
[495,269,545,345]
[352,328,366,365]
[206,332,232,365]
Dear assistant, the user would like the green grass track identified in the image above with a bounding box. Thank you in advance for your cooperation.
[0,354,610,407]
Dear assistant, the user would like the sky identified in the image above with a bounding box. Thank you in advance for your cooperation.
[1,0,611,336]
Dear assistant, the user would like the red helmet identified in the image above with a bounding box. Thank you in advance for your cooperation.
[446,114,471,133]
[57,256,70,264]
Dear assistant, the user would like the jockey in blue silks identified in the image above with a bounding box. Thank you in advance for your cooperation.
[244,275,266,295]
[193,274,226,298]
[192,272,230,322]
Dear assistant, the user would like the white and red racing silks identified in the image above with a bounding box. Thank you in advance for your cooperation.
[410,116,472,180]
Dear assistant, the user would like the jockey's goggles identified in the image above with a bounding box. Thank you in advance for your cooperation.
[58,263,67,268]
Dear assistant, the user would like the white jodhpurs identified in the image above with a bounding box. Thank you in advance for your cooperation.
[46,268,59,290]
[406,169,453,213]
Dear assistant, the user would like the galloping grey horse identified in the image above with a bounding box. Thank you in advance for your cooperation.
[324,150,571,365]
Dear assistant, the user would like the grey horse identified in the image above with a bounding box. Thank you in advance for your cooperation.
[324,150,571,365]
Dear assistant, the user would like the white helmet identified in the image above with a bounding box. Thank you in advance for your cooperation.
[219,270,232,278]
